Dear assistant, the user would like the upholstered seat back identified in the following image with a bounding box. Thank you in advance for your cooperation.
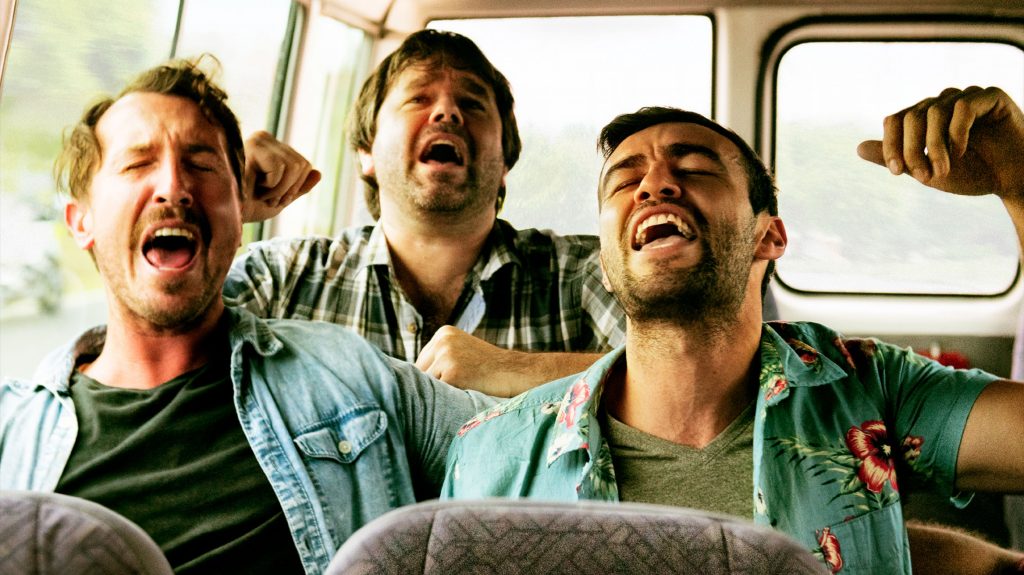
[0,490,173,575]
[327,499,827,575]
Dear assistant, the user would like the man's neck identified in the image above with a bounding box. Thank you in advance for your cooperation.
[380,207,495,336]
[605,306,764,449]
[81,304,228,390]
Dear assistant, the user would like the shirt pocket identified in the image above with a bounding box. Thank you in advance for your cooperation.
[293,404,387,464]
[822,502,907,575]
[291,405,396,539]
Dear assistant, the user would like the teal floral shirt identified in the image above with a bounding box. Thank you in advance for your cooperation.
[441,321,996,575]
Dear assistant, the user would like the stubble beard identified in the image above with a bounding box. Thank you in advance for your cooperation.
[608,216,757,332]
[380,152,505,217]
[94,208,223,333]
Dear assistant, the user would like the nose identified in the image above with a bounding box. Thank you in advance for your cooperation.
[430,92,463,125]
[633,161,680,204]
[153,160,193,207]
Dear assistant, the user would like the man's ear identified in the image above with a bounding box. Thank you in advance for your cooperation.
[755,216,787,261]
[357,148,375,177]
[64,200,95,250]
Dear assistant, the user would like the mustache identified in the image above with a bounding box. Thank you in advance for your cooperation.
[132,205,211,246]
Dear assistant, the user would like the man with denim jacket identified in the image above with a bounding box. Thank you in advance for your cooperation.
[0,58,490,575]
[443,89,1024,573]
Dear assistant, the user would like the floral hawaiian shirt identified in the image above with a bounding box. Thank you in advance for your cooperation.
[441,321,996,575]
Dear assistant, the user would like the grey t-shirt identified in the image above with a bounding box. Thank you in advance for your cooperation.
[603,402,755,519]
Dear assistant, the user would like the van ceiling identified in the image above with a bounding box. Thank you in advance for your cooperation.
[321,0,1024,36]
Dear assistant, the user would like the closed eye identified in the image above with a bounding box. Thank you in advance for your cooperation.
[122,161,151,173]
[459,97,486,111]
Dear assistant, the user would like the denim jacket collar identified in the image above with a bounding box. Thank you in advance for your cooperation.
[33,307,289,395]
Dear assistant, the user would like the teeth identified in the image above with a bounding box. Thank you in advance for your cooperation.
[154,227,194,240]
[634,213,694,246]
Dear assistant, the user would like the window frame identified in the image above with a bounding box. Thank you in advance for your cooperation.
[758,16,1024,299]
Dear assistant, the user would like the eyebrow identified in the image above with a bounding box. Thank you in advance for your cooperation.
[111,142,220,164]
[457,76,492,99]
[401,71,492,100]
[600,143,724,192]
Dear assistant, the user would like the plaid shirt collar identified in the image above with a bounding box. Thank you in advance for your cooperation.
[360,219,523,282]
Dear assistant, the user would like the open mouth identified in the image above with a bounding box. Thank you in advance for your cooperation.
[143,227,198,270]
[419,140,465,166]
[633,212,696,250]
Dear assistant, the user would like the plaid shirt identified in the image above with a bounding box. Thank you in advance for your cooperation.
[224,220,625,362]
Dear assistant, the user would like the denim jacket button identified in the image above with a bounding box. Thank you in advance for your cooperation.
[337,440,353,455]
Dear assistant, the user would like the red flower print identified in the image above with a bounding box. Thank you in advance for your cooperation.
[901,435,924,464]
[787,339,819,365]
[557,378,591,429]
[837,338,878,371]
[834,337,857,370]
[457,417,483,437]
[816,527,844,573]
[845,420,898,494]
[764,377,788,402]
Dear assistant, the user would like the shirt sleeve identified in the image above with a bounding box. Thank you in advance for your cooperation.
[388,356,497,497]
[224,236,344,321]
[223,240,289,318]
[875,342,997,500]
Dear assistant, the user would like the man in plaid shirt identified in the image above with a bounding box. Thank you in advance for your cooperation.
[224,30,624,396]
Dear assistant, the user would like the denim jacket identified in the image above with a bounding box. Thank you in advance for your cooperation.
[0,307,492,575]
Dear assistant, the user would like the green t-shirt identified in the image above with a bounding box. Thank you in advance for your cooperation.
[603,401,755,519]
[55,359,304,574]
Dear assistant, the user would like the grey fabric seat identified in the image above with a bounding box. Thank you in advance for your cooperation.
[0,490,173,575]
[327,499,827,575]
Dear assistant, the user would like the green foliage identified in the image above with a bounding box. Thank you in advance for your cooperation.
[1,0,177,294]
[2,0,174,201]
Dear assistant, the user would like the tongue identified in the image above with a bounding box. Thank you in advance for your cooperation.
[145,245,193,269]
[643,235,688,250]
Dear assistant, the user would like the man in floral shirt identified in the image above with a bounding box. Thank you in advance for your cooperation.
[442,87,1024,574]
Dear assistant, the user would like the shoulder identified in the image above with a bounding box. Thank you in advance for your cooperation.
[235,230,364,263]
[452,374,577,443]
[230,308,395,380]
[1,375,65,428]
[502,221,600,252]
[765,320,996,396]
[767,320,880,369]
[497,221,601,275]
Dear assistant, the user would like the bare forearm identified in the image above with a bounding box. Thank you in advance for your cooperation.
[501,351,605,396]
[416,326,606,397]
[907,521,1024,575]
[1003,195,1024,261]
